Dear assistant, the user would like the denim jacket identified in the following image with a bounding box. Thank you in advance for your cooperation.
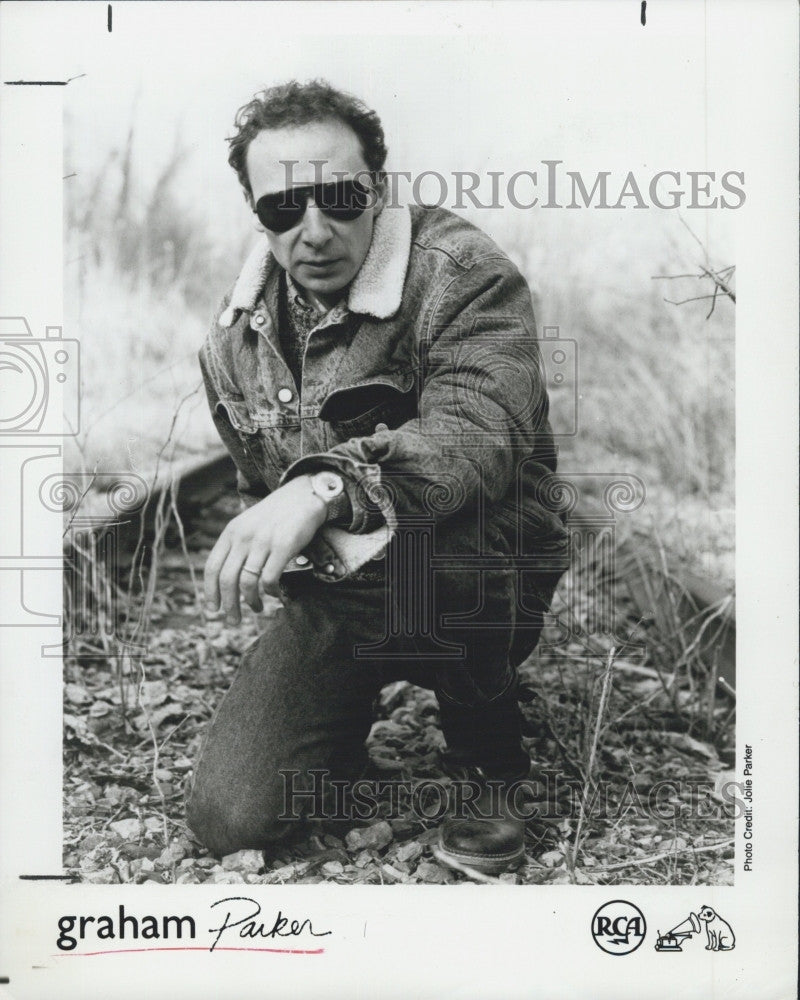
[199,204,569,583]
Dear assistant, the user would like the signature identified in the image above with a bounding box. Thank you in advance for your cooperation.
[208,897,331,952]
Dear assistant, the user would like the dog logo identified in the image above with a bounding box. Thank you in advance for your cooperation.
[591,900,647,955]
[655,906,735,952]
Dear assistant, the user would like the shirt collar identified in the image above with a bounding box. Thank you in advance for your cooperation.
[218,203,412,329]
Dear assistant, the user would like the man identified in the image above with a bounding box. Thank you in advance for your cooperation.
[187,80,569,874]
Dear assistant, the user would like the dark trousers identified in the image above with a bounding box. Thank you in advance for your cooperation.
[186,518,562,855]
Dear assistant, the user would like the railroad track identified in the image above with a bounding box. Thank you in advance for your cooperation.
[69,449,735,697]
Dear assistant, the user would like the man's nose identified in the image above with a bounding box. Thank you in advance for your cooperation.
[299,200,334,247]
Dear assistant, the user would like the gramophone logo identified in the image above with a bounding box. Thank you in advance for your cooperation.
[591,900,647,955]
[655,906,736,952]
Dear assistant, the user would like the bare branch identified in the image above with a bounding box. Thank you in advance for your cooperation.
[663,294,721,306]
[700,264,736,304]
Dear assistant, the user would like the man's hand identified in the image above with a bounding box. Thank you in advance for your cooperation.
[203,475,328,624]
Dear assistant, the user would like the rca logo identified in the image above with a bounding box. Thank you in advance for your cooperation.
[591,900,647,955]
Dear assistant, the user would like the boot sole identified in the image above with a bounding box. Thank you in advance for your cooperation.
[435,837,525,875]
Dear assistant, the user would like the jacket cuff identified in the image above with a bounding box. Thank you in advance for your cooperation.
[322,487,354,528]
[279,453,394,534]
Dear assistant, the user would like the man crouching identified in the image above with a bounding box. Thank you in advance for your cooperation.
[186,79,568,874]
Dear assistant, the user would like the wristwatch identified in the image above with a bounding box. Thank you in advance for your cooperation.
[309,470,351,524]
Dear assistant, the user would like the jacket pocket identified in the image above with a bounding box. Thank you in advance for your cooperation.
[319,375,417,441]
[217,397,283,485]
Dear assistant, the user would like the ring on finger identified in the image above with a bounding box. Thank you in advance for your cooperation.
[241,566,261,577]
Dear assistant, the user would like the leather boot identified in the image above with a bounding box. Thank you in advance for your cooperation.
[437,759,531,874]
[435,687,532,874]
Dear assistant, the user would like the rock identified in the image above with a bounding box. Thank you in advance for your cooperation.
[321,861,345,877]
[211,870,246,884]
[221,850,263,873]
[395,841,423,865]
[82,867,116,884]
[80,833,105,851]
[139,680,168,707]
[415,861,447,884]
[103,784,126,806]
[345,821,393,853]
[265,865,297,883]
[119,843,157,860]
[89,700,113,718]
[110,817,142,839]
[64,683,91,706]
[539,849,564,868]
[138,872,167,885]
[158,842,188,867]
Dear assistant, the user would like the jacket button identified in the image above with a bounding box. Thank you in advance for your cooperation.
[253,313,266,326]
[277,387,293,403]
[323,563,336,575]
[375,422,389,433]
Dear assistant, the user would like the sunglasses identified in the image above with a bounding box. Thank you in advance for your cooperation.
[254,178,373,233]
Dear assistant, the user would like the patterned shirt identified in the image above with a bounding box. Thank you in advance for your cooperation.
[278,274,345,391]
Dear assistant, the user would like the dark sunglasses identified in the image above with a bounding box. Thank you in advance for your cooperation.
[254,178,373,234]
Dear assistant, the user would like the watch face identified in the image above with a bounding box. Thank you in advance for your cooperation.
[313,471,344,499]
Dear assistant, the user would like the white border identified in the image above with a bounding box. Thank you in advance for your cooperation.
[0,2,797,997]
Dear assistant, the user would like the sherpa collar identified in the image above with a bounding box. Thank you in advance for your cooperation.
[218,203,412,329]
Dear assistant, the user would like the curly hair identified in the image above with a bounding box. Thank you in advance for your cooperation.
[227,80,388,205]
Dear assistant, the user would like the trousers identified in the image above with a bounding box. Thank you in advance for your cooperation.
[186,517,562,855]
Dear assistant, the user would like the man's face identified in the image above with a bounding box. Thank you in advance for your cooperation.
[246,122,385,307]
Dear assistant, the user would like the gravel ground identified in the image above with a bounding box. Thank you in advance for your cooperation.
[63,496,735,887]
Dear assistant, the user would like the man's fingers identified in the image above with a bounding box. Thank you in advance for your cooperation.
[239,540,271,612]
[218,546,249,624]
[203,532,232,611]
[259,547,293,599]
